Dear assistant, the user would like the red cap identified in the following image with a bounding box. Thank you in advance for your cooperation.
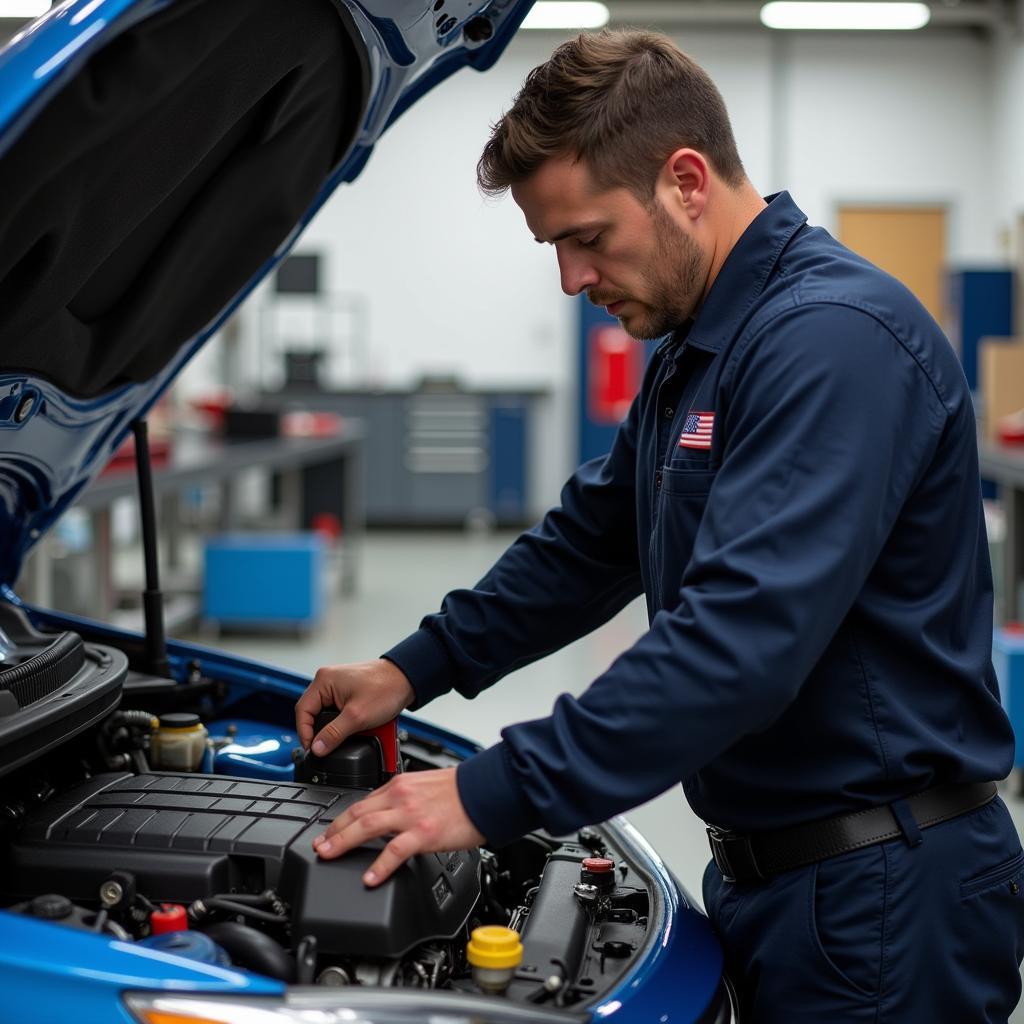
[582,857,615,873]
[357,719,401,774]
[150,903,188,934]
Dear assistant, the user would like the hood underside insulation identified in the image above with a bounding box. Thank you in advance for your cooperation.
[0,0,364,397]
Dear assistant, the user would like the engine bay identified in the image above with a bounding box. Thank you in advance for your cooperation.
[0,605,656,1009]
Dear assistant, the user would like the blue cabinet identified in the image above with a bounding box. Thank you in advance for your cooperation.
[489,399,528,523]
[946,269,1015,391]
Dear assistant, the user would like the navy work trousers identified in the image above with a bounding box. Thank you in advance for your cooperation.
[702,797,1024,1022]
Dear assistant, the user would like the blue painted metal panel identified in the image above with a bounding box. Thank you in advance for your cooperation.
[0,0,158,157]
[0,911,282,1022]
[137,931,232,967]
[589,818,723,1022]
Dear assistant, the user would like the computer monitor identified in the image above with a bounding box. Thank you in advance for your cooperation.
[275,254,320,295]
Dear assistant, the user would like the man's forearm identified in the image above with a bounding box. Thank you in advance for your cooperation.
[386,445,644,708]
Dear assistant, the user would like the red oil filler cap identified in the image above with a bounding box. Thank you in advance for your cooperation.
[150,903,188,934]
[581,857,616,892]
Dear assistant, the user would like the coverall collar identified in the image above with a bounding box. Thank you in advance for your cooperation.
[669,190,808,357]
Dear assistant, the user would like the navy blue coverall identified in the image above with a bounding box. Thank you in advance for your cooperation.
[385,192,1024,1019]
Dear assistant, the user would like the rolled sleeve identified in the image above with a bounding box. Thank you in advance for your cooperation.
[456,742,541,846]
[382,630,458,710]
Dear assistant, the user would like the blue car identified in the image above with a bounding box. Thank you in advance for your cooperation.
[0,2,735,1021]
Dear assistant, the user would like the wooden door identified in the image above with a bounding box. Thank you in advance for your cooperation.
[837,206,947,323]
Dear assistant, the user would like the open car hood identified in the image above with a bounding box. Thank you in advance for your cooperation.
[0,0,530,586]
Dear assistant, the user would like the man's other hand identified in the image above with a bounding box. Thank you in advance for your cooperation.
[295,658,415,756]
[312,767,485,885]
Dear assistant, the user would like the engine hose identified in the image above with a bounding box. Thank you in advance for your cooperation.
[99,711,156,773]
[114,710,159,729]
[89,908,131,941]
[201,897,288,925]
[212,892,266,905]
[265,890,287,916]
[214,890,287,916]
[202,922,296,982]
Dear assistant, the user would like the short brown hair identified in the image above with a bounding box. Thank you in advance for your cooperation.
[477,29,746,200]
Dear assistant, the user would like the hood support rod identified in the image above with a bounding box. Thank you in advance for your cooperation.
[132,419,170,678]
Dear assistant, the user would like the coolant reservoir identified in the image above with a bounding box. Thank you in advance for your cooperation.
[466,925,523,994]
[151,713,208,771]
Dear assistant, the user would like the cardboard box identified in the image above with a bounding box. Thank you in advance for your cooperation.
[980,337,1024,441]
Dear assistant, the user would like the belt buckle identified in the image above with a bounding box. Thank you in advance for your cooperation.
[707,825,764,884]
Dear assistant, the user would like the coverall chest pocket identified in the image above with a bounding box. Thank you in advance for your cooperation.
[651,465,717,610]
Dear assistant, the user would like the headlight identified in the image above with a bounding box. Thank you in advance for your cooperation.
[124,988,578,1024]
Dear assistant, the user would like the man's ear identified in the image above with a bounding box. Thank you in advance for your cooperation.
[659,148,709,221]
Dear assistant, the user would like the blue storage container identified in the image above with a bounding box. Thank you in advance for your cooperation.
[203,533,326,630]
[992,627,1024,767]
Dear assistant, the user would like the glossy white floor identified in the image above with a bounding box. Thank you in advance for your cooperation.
[190,528,1024,1017]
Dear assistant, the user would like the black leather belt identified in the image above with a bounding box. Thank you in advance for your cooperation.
[706,781,998,884]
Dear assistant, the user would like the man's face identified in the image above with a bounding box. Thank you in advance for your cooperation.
[512,155,710,340]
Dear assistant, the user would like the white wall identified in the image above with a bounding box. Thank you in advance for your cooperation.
[993,31,1024,264]
[296,33,573,394]
[781,30,997,261]
[178,24,1005,502]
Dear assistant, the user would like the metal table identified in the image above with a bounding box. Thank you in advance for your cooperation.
[25,426,365,620]
[979,440,1024,621]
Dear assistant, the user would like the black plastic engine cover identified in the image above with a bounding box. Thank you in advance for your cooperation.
[2,771,480,959]
[280,828,480,959]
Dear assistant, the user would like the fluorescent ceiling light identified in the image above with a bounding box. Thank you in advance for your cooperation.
[0,0,51,15]
[521,2,610,30]
[760,2,931,30]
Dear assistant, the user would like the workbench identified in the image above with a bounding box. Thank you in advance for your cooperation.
[21,426,365,623]
[262,386,546,526]
[979,440,1024,622]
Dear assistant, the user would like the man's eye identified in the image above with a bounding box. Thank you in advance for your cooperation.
[578,234,602,249]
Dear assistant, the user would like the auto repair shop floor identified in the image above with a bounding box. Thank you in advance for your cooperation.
[188,529,1024,1015]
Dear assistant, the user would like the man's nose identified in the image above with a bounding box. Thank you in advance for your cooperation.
[557,251,599,297]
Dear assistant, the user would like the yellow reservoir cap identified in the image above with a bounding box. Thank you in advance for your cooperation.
[466,925,523,969]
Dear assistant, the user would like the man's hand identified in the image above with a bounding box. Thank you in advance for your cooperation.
[312,767,485,886]
[296,659,415,756]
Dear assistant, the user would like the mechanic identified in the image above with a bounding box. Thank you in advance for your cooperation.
[296,29,1024,1021]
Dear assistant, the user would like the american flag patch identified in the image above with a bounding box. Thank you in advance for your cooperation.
[678,411,714,450]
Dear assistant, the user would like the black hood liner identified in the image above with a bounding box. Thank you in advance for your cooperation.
[0,0,365,398]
